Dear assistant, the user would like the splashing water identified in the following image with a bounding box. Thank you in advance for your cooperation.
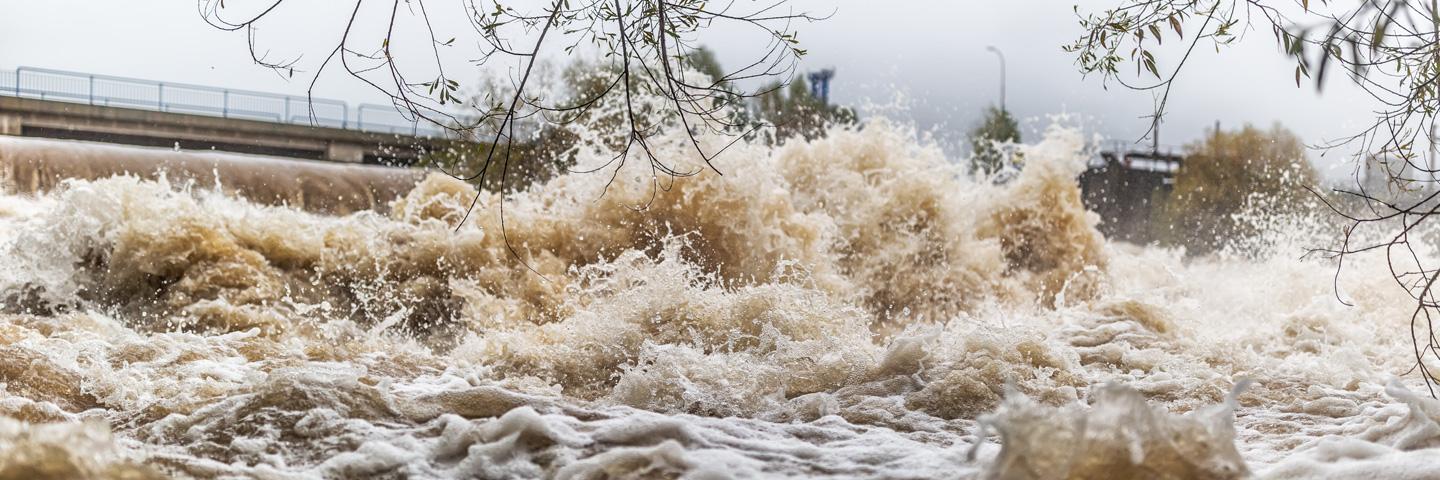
[0,120,1434,479]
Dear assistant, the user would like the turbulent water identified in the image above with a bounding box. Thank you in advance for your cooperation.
[1,122,1439,479]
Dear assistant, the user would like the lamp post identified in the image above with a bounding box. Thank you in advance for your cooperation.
[986,45,1006,112]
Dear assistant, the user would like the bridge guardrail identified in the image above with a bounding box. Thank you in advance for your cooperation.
[0,66,449,138]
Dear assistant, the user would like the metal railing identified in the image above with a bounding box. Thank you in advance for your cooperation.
[0,66,448,137]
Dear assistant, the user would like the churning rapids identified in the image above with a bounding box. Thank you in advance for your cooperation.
[1,122,1439,479]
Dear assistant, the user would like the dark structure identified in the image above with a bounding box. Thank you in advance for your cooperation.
[808,69,835,104]
[1078,150,1184,243]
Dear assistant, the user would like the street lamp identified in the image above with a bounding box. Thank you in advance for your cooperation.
[986,45,1006,112]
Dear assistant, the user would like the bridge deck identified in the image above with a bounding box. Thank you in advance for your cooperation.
[0,96,461,165]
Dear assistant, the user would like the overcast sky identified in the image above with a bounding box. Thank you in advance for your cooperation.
[0,1,1378,176]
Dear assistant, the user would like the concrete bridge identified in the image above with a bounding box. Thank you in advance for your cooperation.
[0,67,461,165]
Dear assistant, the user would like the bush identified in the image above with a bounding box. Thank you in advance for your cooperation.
[1154,124,1318,253]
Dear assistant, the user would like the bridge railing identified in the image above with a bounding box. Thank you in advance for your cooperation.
[0,66,449,137]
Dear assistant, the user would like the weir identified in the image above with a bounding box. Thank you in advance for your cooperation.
[0,136,425,214]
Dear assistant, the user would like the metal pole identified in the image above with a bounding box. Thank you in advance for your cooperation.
[158,83,165,111]
[284,95,291,123]
[1150,117,1162,154]
[223,90,230,118]
[986,46,1006,112]
[88,75,94,105]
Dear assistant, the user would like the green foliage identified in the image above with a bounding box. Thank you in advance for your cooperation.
[208,0,822,192]
[754,77,856,142]
[969,106,1021,175]
[418,61,616,192]
[422,45,856,189]
[419,48,746,189]
[1154,124,1317,252]
[1064,2,1239,82]
[685,47,727,86]
[418,137,572,194]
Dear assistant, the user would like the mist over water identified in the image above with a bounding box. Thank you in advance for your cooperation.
[0,120,1438,479]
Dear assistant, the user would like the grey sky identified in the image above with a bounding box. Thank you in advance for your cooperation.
[0,1,1377,176]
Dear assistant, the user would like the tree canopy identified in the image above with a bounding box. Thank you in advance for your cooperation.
[1156,123,1317,252]
[201,0,824,216]
[753,76,856,143]
[969,106,1021,176]
[419,45,855,193]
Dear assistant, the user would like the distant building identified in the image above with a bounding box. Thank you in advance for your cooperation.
[807,69,835,104]
[1078,149,1183,243]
